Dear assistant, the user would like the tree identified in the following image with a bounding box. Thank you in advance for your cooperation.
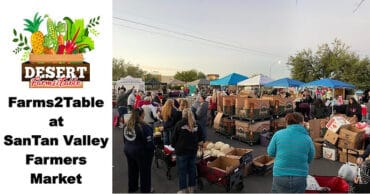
[112,58,126,81]
[174,69,206,82]
[287,49,316,82]
[288,39,370,89]
[112,58,146,81]
[197,71,206,79]
[174,69,198,82]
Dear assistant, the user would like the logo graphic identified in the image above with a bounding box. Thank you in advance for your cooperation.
[13,13,100,88]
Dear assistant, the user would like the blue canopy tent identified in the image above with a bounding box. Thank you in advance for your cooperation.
[302,78,355,115]
[302,78,355,89]
[210,73,248,86]
[264,77,305,88]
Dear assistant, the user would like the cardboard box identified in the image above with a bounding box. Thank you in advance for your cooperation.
[339,150,357,163]
[337,139,363,150]
[314,142,323,159]
[314,138,325,143]
[226,148,253,159]
[234,129,260,144]
[271,117,287,132]
[323,146,337,161]
[221,118,235,135]
[235,96,248,108]
[308,118,329,139]
[235,120,270,133]
[207,156,240,174]
[326,116,350,133]
[339,126,365,144]
[324,130,339,145]
[338,149,364,163]
[252,155,274,167]
[213,112,223,129]
[222,96,236,106]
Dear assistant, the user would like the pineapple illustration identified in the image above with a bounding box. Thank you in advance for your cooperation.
[24,13,44,54]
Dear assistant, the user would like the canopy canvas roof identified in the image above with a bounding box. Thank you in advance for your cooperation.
[237,74,274,86]
[264,77,305,88]
[115,76,145,91]
[188,79,210,85]
[210,73,248,86]
[169,79,185,85]
[302,78,355,89]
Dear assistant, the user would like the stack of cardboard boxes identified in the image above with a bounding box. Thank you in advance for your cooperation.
[320,115,365,162]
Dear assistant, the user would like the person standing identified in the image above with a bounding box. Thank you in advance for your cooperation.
[134,91,143,109]
[127,89,136,112]
[123,108,155,193]
[195,94,208,140]
[141,97,159,127]
[267,112,315,193]
[346,97,362,121]
[208,91,217,127]
[172,108,204,193]
[116,87,134,128]
[366,90,370,122]
[159,99,180,145]
[179,99,189,112]
[312,99,329,119]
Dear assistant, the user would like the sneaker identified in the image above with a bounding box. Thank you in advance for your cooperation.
[188,186,195,193]
[177,189,187,193]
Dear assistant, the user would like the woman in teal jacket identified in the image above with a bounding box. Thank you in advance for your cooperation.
[267,112,315,193]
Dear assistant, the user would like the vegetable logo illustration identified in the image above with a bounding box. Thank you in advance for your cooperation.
[13,13,100,88]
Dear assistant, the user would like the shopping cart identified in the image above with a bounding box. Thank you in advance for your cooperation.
[196,148,245,192]
[153,133,176,180]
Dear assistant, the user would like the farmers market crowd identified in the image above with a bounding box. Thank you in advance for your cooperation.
[115,86,370,193]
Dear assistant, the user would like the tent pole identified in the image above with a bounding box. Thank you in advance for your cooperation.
[331,88,334,117]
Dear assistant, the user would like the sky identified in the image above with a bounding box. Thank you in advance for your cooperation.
[113,0,370,79]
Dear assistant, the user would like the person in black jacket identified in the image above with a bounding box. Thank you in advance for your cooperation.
[123,108,155,193]
[172,108,204,193]
[116,87,134,127]
[346,97,362,121]
[312,99,329,119]
[159,99,180,145]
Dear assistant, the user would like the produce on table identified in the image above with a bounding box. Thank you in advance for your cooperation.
[220,144,230,152]
[214,141,224,150]
[206,142,215,150]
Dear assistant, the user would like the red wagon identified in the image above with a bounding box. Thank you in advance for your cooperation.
[305,176,349,193]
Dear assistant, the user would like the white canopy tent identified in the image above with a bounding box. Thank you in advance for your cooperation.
[115,76,145,92]
[237,74,274,86]
[237,74,274,96]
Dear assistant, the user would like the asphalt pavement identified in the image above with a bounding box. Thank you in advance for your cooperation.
[112,110,343,193]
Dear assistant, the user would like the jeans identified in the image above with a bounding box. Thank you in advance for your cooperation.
[177,154,196,190]
[117,106,128,126]
[272,176,307,193]
[163,129,172,145]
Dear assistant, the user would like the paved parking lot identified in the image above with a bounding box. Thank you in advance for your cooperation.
[113,110,343,193]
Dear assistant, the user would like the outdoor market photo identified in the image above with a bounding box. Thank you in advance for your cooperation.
[112,1,370,193]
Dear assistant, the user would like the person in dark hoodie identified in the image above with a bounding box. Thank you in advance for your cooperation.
[312,98,329,119]
[346,97,362,121]
[172,108,204,193]
[159,99,180,145]
[123,108,155,193]
[116,86,134,127]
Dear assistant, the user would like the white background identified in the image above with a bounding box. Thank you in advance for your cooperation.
[0,0,112,193]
